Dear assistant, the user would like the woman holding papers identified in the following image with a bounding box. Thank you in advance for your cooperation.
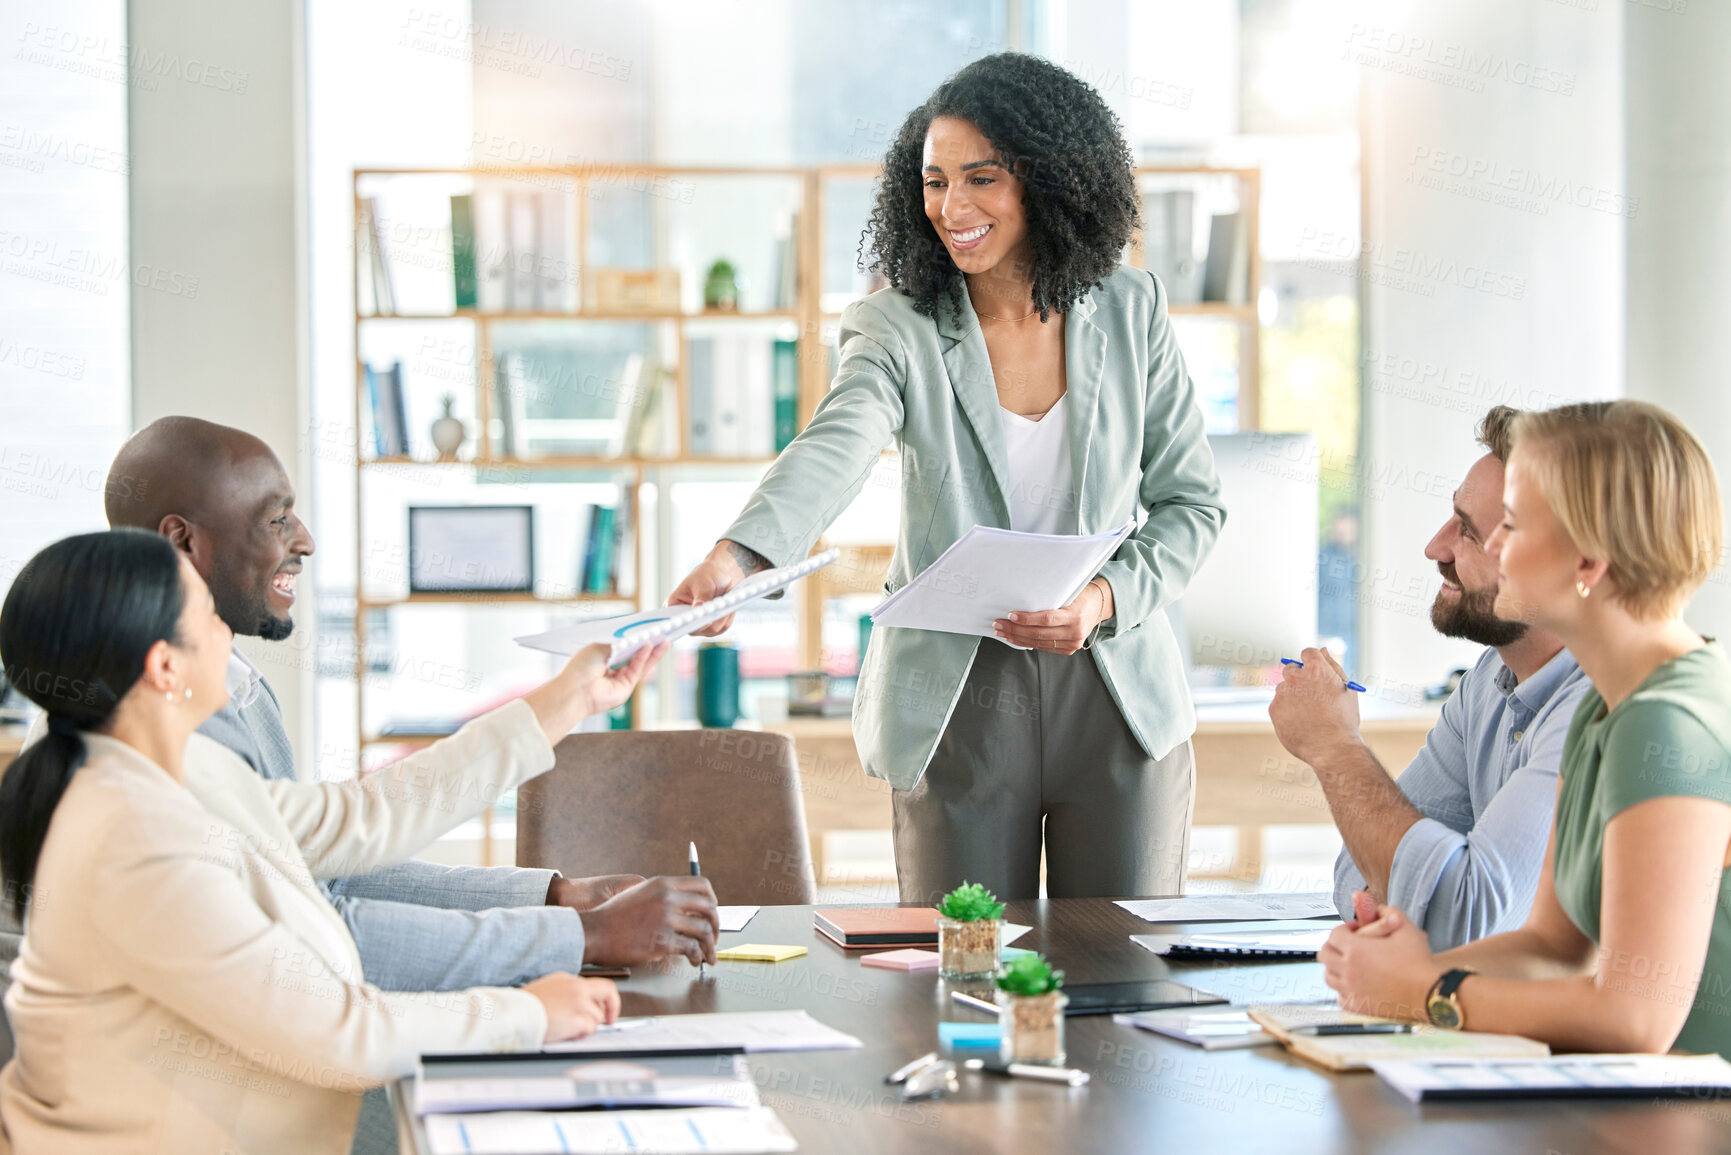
[1320,402,1731,1060]
[669,54,1225,902]
[0,530,662,1155]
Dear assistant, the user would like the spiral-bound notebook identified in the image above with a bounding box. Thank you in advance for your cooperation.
[1132,928,1333,960]
[515,549,840,665]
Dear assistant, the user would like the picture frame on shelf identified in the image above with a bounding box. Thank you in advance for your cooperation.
[407,505,536,594]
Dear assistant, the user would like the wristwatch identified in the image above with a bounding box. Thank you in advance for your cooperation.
[1425,968,1475,1030]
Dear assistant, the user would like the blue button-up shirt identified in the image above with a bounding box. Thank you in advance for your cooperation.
[1334,645,1592,951]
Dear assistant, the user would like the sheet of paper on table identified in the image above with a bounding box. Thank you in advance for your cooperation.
[544,1010,862,1055]
[515,550,838,665]
[1116,892,1339,922]
[1132,928,1333,959]
[424,1106,798,1155]
[870,521,1133,641]
[718,906,758,932]
[1370,1053,1731,1102]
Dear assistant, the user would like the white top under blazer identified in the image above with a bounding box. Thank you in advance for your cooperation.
[999,392,1078,535]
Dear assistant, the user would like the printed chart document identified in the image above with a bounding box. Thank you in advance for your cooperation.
[1116,892,1340,922]
[416,1054,757,1115]
[516,550,839,664]
[1371,1054,1731,1102]
[424,1106,798,1155]
[871,521,1133,640]
[543,1010,862,1055]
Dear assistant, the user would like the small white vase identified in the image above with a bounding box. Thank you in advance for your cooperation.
[431,403,466,461]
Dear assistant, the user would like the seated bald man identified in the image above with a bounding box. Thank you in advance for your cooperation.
[101,418,720,987]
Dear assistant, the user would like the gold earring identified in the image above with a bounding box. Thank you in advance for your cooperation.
[1576,581,1591,599]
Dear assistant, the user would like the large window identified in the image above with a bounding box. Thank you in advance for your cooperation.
[306,2,1364,887]
[0,0,132,645]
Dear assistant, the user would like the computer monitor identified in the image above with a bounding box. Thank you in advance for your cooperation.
[1172,432,1320,670]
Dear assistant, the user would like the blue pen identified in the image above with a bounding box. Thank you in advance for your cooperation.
[1281,657,1367,693]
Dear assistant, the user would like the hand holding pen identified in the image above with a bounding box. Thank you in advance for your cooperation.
[1280,654,1367,693]
[1267,646,1368,768]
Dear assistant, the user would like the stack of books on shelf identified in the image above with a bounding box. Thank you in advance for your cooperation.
[466,187,576,313]
[577,499,632,596]
[687,336,799,457]
[364,362,409,458]
[358,189,575,316]
[1140,189,1250,306]
[492,351,672,460]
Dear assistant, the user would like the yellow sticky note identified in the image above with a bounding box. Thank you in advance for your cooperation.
[715,943,808,963]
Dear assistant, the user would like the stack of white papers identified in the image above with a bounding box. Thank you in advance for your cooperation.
[424,1106,798,1155]
[1133,928,1333,959]
[1371,1053,1731,1102]
[545,1010,862,1055]
[871,521,1133,640]
[1116,892,1339,922]
[515,550,838,664]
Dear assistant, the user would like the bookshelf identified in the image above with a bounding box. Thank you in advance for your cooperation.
[349,163,1262,752]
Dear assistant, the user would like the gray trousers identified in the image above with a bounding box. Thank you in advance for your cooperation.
[892,639,1195,903]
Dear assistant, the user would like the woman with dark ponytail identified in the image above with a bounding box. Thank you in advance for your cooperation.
[0,530,666,1155]
[0,529,187,920]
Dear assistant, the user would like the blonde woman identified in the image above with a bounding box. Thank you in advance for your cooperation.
[1319,401,1731,1057]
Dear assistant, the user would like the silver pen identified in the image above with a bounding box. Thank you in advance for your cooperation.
[885,1051,941,1085]
[949,990,1002,1015]
[689,841,704,978]
[964,1058,1091,1086]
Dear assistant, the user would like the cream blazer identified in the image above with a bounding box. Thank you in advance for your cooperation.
[0,701,557,1155]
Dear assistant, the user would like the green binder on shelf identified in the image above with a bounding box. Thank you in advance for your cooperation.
[450,194,478,310]
[772,338,799,451]
[583,505,617,594]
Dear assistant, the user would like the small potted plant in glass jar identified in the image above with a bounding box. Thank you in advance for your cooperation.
[936,881,1004,980]
[995,953,1067,1066]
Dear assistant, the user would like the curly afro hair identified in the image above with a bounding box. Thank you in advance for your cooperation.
[860,52,1140,325]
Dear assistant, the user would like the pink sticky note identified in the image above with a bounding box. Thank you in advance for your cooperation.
[860,948,942,972]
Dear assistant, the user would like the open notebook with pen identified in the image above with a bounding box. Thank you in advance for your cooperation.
[515,550,840,665]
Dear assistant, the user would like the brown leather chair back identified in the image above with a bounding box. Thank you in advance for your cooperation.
[518,730,818,906]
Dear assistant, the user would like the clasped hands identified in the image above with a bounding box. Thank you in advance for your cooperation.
[1321,890,1445,1021]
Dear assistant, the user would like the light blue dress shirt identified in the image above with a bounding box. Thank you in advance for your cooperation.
[1334,645,1592,951]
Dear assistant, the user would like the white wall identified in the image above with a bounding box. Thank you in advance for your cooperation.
[0,0,131,600]
[1357,0,1626,698]
[1624,1,1731,642]
[128,0,312,763]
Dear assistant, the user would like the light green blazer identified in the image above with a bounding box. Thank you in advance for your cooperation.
[724,264,1226,791]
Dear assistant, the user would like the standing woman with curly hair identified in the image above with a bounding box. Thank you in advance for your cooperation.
[670,54,1225,901]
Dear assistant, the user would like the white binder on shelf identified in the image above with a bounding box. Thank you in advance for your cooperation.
[515,550,839,665]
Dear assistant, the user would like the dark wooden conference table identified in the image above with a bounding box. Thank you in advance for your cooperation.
[395,900,1731,1154]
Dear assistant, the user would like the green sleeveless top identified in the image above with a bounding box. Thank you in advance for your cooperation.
[1552,642,1731,1057]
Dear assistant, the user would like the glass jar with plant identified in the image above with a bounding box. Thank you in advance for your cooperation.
[994,953,1067,1066]
[936,881,1003,980]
